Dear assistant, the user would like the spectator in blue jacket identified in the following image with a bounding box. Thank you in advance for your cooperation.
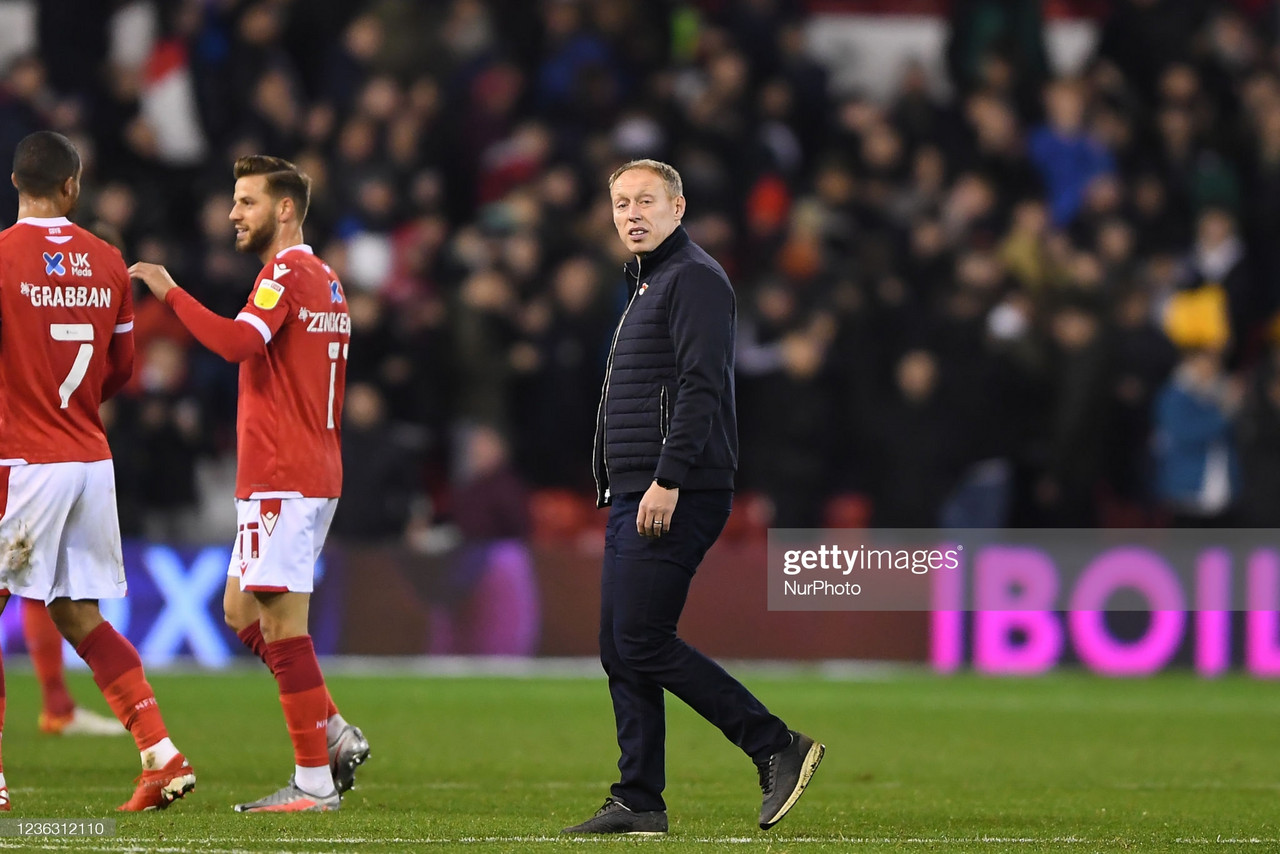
[1028,78,1115,226]
[1152,347,1242,525]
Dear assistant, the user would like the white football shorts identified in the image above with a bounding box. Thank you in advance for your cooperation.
[228,495,338,593]
[0,460,127,602]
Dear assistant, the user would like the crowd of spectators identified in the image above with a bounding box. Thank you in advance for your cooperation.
[6,0,1280,539]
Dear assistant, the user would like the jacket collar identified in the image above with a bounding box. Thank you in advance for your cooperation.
[624,225,690,282]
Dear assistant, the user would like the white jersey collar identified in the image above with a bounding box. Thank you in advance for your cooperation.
[16,216,72,227]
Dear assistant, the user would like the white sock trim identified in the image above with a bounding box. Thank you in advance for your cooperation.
[295,764,335,797]
[140,737,179,770]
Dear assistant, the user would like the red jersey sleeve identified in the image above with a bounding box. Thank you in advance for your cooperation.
[113,252,135,333]
[235,271,294,345]
[101,331,134,401]
[165,288,266,363]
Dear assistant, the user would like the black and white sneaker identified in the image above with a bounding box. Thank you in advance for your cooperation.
[328,724,370,794]
[756,730,824,830]
[561,797,668,835]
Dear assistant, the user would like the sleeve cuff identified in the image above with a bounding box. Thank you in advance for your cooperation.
[654,457,689,487]
[235,311,273,344]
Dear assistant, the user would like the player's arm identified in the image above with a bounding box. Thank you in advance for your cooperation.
[166,288,267,363]
[128,262,266,363]
[102,258,137,400]
[101,330,135,401]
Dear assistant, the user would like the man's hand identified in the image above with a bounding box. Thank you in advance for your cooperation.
[128,262,179,302]
[637,480,679,538]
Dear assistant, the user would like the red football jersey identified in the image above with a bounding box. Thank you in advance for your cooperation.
[0,216,135,463]
[233,243,348,499]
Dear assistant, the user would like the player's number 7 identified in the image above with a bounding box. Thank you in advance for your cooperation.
[327,341,348,429]
[51,323,94,409]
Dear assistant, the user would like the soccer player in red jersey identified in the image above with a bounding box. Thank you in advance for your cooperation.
[131,155,366,813]
[0,131,196,811]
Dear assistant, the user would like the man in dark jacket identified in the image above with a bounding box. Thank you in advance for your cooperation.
[563,160,823,836]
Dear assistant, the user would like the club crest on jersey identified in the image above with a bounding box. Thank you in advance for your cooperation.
[254,279,284,310]
[639,282,649,295]
[259,498,282,537]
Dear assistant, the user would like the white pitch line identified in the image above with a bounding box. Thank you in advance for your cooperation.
[1111,781,1280,791]
[2,834,1276,849]
[1176,839,1280,846]
[0,846,264,854]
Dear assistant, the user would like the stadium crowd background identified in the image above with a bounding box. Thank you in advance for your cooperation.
[5,0,1280,545]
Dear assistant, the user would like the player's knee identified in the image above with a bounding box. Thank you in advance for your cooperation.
[614,626,678,671]
[46,599,104,647]
[256,603,308,643]
[223,591,255,632]
[223,609,247,632]
[223,596,253,631]
[253,590,310,642]
[258,615,307,643]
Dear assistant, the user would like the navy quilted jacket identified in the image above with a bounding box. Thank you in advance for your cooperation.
[592,226,738,507]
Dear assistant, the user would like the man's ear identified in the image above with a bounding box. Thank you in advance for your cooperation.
[278,196,294,224]
[674,194,686,222]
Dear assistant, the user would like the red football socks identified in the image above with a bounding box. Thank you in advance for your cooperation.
[76,622,168,752]
[265,635,329,768]
[236,621,271,668]
[23,599,73,718]
[240,621,338,720]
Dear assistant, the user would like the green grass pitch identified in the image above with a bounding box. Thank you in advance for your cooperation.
[0,666,1273,852]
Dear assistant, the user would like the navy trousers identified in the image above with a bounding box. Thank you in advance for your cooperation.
[600,490,790,811]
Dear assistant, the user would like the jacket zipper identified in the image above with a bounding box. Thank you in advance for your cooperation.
[659,386,668,443]
[592,258,642,502]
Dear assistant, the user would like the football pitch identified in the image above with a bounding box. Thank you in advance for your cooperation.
[0,665,1274,852]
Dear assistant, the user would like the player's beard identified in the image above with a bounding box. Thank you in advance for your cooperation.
[237,220,277,256]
